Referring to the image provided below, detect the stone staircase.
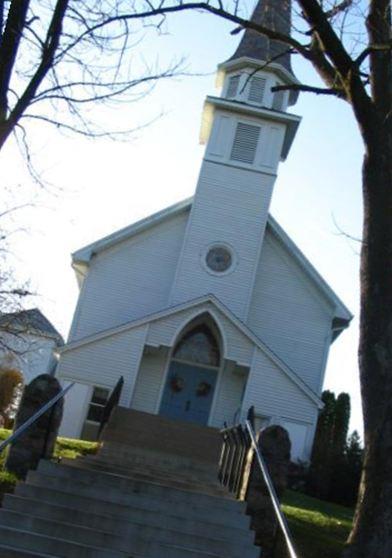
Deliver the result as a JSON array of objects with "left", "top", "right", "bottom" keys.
[{"left": 0, "top": 408, "right": 258, "bottom": 558}]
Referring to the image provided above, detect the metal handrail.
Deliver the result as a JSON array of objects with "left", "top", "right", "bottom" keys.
[
  {"left": 98, "top": 375, "right": 124, "bottom": 438},
  {"left": 245, "top": 419, "right": 299, "bottom": 558},
  {"left": 0, "top": 382, "right": 75, "bottom": 454}
]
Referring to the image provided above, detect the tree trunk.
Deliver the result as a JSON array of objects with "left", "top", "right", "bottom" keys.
[{"left": 344, "top": 122, "right": 392, "bottom": 557}]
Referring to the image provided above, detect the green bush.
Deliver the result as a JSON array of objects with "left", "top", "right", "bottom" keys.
[
  {"left": 0, "top": 470, "right": 18, "bottom": 505},
  {"left": 55, "top": 436, "right": 99, "bottom": 457}
]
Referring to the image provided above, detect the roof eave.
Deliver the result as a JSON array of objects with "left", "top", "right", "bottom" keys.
[
  {"left": 216, "top": 57, "right": 300, "bottom": 106},
  {"left": 201, "top": 96, "right": 301, "bottom": 160},
  {"left": 72, "top": 197, "right": 193, "bottom": 265}
]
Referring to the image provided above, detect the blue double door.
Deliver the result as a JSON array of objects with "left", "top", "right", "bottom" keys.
[{"left": 160, "top": 361, "right": 218, "bottom": 425}]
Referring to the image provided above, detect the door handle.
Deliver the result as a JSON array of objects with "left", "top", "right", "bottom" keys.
[{"left": 185, "top": 400, "right": 191, "bottom": 411}]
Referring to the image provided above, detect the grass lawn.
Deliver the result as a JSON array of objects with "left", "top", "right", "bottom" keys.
[
  {"left": 282, "top": 490, "right": 354, "bottom": 558},
  {"left": 0, "top": 428, "right": 98, "bottom": 503}
]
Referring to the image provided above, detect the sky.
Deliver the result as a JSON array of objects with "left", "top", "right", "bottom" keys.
[{"left": 0, "top": 8, "right": 364, "bottom": 435}]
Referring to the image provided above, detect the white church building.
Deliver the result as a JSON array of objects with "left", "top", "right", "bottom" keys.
[{"left": 57, "top": 0, "right": 351, "bottom": 462}]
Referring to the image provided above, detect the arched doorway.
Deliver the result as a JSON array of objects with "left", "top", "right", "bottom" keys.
[{"left": 159, "top": 316, "right": 221, "bottom": 425}]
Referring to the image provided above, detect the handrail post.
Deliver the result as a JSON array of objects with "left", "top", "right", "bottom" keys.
[{"left": 245, "top": 420, "right": 299, "bottom": 558}]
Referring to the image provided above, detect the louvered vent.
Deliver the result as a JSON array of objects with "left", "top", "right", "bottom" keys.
[
  {"left": 248, "top": 77, "right": 267, "bottom": 104},
  {"left": 230, "top": 122, "right": 261, "bottom": 164},
  {"left": 227, "top": 75, "right": 240, "bottom": 98},
  {"left": 272, "top": 89, "right": 285, "bottom": 111}
]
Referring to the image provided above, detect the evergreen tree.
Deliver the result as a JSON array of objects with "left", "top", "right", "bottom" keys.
[
  {"left": 307, "top": 390, "right": 352, "bottom": 501},
  {"left": 307, "top": 390, "right": 336, "bottom": 499}
]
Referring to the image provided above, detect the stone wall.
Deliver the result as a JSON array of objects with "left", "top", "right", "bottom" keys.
[
  {"left": 5, "top": 374, "right": 63, "bottom": 478},
  {"left": 245, "top": 425, "right": 291, "bottom": 558}
]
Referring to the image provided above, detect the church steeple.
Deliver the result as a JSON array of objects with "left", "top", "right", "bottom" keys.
[
  {"left": 170, "top": 0, "right": 302, "bottom": 319},
  {"left": 229, "top": 0, "right": 293, "bottom": 74},
  {"left": 214, "top": 0, "right": 299, "bottom": 108}
]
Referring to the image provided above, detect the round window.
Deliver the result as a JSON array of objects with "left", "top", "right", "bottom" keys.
[{"left": 206, "top": 245, "right": 233, "bottom": 273}]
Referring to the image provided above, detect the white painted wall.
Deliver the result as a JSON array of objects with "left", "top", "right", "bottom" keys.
[
  {"left": 211, "top": 362, "right": 247, "bottom": 428},
  {"left": 248, "top": 227, "right": 333, "bottom": 392},
  {"left": 170, "top": 159, "right": 277, "bottom": 319},
  {"left": 70, "top": 212, "right": 188, "bottom": 341},
  {"left": 59, "top": 381, "right": 91, "bottom": 439},
  {"left": 243, "top": 347, "right": 316, "bottom": 460},
  {"left": 131, "top": 346, "right": 169, "bottom": 414},
  {"left": 56, "top": 325, "right": 147, "bottom": 438}
]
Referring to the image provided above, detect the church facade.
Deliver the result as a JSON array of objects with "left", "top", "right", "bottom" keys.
[{"left": 56, "top": 0, "right": 351, "bottom": 462}]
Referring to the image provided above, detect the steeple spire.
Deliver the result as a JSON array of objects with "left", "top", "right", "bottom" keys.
[{"left": 230, "top": 0, "right": 293, "bottom": 74}]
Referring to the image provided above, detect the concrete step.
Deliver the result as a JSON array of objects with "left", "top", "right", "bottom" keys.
[
  {"left": 3, "top": 493, "right": 253, "bottom": 543},
  {"left": 14, "top": 483, "right": 249, "bottom": 530},
  {"left": 97, "top": 442, "right": 220, "bottom": 481},
  {"left": 65, "top": 456, "right": 223, "bottom": 493},
  {"left": 0, "top": 526, "right": 125, "bottom": 558},
  {"left": 102, "top": 408, "right": 221, "bottom": 464},
  {"left": 0, "top": 509, "right": 257, "bottom": 558},
  {"left": 34, "top": 461, "right": 240, "bottom": 512},
  {"left": 0, "top": 511, "right": 127, "bottom": 555},
  {"left": 0, "top": 546, "right": 56, "bottom": 558},
  {"left": 77, "top": 451, "right": 219, "bottom": 481}
]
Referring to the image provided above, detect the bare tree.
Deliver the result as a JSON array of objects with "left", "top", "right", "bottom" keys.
[
  {"left": 0, "top": 0, "right": 184, "bottom": 159},
  {"left": 0, "top": 366, "right": 24, "bottom": 428},
  {"left": 85, "top": 1, "right": 390, "bottom": 556},
  {"left": 0, "top": 207, "right": 33, "bottom": 355}
]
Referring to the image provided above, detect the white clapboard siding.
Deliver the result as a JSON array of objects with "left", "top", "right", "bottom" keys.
[
  {"left": 171, "top": 161, "right": 276, "bottom": 319},
  {"left": 59, "top": 382, "right": 91, "bottom": 439},
  {"left": 131, "top": 347, "right": 169, "bottom": 413},
  {"left": 56, "top": 325, "right": 147, "bottom": 407},
  {"left": 146, "top": 302, "right": 254, "bottom": 366},
  {"left": 244, "top": 347, "right": 316, "bottom": 424},
  {"left": 71, "top": 212, "right": 188, "bottom": 341},
  {"left": 248, "top": 228, "right": 333, "bottom": 391},
  {"left": 211, "top": 364, "right": 247, "bottom": 428}
]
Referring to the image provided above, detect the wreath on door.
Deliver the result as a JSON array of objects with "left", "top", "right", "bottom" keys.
[
  {"left": 170, "top": 375, "right": 185, "bottom": 393},
  {"left": 196, "top": 381, "right": 212, "bottom": 397}
]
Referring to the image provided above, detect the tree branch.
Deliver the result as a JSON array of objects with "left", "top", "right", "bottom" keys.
[
  {"left": 324, "top": 0, "right": 353, "bottom": 19},
  {"left": 296, "top": 0, "right": 375, "bottom": 141},
  {"left": 366, "top": 0, "right": 392, "bottom": 114},
  {"left": 59, "top": 2, "right": 311, "bottom": 61},
  {"left": 0, "top": 0, "right": 30, "bottom": 121},
  {"left": 356, "top": 42, "right": 392, "bottom": 67},
  {"left": 0, "top": 0, "right": 68, "bottom": 150},
  {"left": 272, "top": 83, "right": 345, "bottom": 98}
]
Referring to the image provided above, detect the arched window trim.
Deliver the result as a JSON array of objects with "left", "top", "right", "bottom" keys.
[{"left": 172, "top": 321, "right": 221, "bottom": 368}]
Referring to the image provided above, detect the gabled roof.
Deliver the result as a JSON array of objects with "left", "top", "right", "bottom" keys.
[
  {"left": 58, "top": 294, "right": 323, "bottom": 408},
  {"left": 72, "top": 197, "right": 352, "bottom": 325},
  {"left": 0, "top": 308, "right": 64, "bottom": 344}
]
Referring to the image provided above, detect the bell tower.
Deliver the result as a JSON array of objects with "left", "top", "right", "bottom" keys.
[{"left": 170, "top": 0, "right": 301, "bottom": 320}]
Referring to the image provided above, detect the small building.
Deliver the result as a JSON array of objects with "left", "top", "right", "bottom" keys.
[
  {"left": 56, "top": 0, "right": 351, "bottom": 461},
  {"left": 0, "top": 308, "right": 63, "bottom": 384}
]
